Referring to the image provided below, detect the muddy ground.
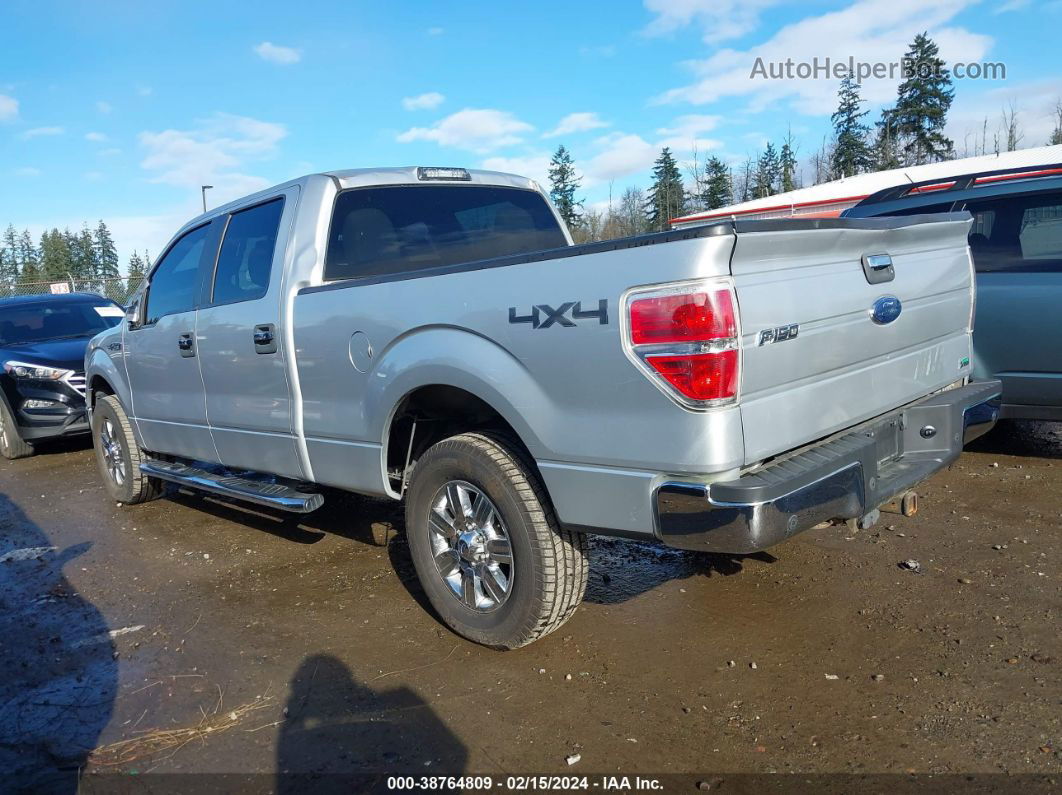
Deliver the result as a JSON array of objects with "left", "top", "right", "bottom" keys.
[{"left": 0, "top": 422, "right": 1058, "bottom": 792}]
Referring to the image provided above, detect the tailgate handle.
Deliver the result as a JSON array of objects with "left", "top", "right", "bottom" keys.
[{"left": 862, "top": 253, "right": 895, "bottom": 284}]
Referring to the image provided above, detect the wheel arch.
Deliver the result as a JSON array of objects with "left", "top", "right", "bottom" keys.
[{"left": 382, "top": 383, "right": 542, "bottom": 499}]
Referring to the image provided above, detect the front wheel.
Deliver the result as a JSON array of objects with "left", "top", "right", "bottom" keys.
[
  {"left": 0, "top": 401, "right": 33, "bottom": 460},
  {"left": 404, "top": 432, "right": 589, "bottom": 649},
  {"left": 91, "top": 395, "right": 163, "bottom": 504}
]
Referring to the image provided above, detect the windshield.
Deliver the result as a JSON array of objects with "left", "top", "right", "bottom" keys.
[{"left": 0, "top": 301, "right": 124, "bottom": 345}]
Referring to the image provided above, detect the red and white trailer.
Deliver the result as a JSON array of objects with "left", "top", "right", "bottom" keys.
[{"left": 670, "top": 145, "right": 1062, "bottom": 228}]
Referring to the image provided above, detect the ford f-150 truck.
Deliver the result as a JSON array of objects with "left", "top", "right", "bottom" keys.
[{"left": 85, "top": 166, "right": 1001, "bottom": 649}]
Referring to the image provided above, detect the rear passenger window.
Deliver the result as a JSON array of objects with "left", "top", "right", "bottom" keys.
[
  {"left": 324, "top": 185, "right": 567, "bottom": 281},
  {"left": 964, "top": 192, "right": 1062, "bottom": 273},
  {"left": 211, "top": 198, "right": 284, "bottom": 304},
  {"left": 145, "top": 224, "right": 209, "bottom": 324}
]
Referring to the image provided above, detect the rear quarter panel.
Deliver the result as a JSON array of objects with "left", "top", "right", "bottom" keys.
[{"left": 292, "top": 233, "right": 744, "bottom": 501}]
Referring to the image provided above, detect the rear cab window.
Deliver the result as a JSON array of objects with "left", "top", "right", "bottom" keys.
[{"left": 324, "top": 185, "right": 567, "bottom": 281}]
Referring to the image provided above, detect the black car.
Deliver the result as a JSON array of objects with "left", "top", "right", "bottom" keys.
[
  {"left": 0, "top": 292, "right": 125, "bottom": 459},
  {"left": 843, "top": 162, "right": 1062, "bottom": 421}
]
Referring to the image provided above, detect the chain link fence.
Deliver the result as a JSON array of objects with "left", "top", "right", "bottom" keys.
[{"left": 1, "top": 276, "right": 145, "bottom": 305}]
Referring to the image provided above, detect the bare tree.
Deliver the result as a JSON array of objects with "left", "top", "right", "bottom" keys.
[
  {"left": 617, "top": 187, "right": 647, "bottom": 237},
  {"left": 1000, "top": 102, "right": 1024, "bottom": 152},
  {"left": 1050, "top": 98, "right": 1062, "bottom": 146}
]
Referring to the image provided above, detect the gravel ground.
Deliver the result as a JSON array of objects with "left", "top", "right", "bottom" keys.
[{"left": 0, "top": 421, "right": 1058, "bottom": 792}]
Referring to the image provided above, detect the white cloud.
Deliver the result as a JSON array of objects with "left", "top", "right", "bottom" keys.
[
  {"left": 656, "top": 114, "right": 723, "bottom": 151},
  {"left": 136, "top": 85, "right": 152, "bottom": 97},
  {"left": 480, "top": 152, "right": 553, "bottom": 187},
  {"left": 98, "top": 147, "right": 122, "bottom": 157},
  {"left": 583, "top": 133, "right": 658, "bottom": 184},
  {"left": 15, "top": 166, "right": 40, "bottom": 177},
  {"left": 21, "top": 126, "right": 64, "bottom": 140},
  {"left": 96, "top": 100, "right": 112, "bottom": 114},
  {"left": 254, "top": 41, "right": 302, "bottom": 65},
  {"left": 654, "top": 0, "right": 991, "bottom": 116},
  {"left": 402, "top": 92, "right": 445, "bottom": 111},
  {"left": 579, "top": 44, "right": 616, "bottom": 58},
  {"left": 0, "top": 94, "right": 18, "bottom": 122},
  {"left": 948, "top": 79, "right": 1062, "bottom": 153},
  {"left": 85, "top": 131, "right": 108, "bottom": 142},
  {"left": 994, "top": 0, "right": 1030, "bottom": 11},
  {"left": 643, "top": 0, "right": 783, "bottom": 44},
  {"left": 138, "top": 113, "right": 287, "bottom": 204},
  {"left": 397, "top": 108, "right": 533, "bottom": 153},
  {"left": 543, "top": 112, "right": 610, "bottom": 138},
  {"left": 427, "top": 27, "right": 444, "bottom": 36}
]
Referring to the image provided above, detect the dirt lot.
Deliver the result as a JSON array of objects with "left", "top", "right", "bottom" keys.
[{"left": 1, "top": 422, "right": 1058, "bottom": 792}]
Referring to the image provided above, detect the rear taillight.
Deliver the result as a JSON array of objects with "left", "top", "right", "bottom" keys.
[{"left": 623, "top": 281, "right": 740, "bottom": 408}]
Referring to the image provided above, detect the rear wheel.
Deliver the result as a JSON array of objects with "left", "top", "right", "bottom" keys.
[
  {"left": 0, "top": 401, "right": 33, "bottom": 460},
  {"left": 404, "top": 432, "right": 588, "bottom": 649},
  {"left": 91, "top": 394, "right": 163, "bottom": 504}
]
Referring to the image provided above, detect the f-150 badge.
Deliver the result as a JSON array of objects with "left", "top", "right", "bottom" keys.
[
  {"left": 758, "top": 323, "right": 799, "bottom": 346},
  {"left": 508, "top": 299, "right": 609, "bottom": 329}
]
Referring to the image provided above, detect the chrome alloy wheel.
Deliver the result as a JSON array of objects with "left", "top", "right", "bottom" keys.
[
  {"left": 428, "top": 480, "right": 513, "bottom": 611},
  {"left": 99, "top": 418, "right": 127, "bottom": 486}
]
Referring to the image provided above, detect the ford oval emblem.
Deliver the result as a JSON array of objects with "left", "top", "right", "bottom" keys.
[{"left": 871, "top": 295, "right": 902, "bottom": 325}]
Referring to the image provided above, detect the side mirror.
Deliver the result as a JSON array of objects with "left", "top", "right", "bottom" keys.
[{"left": 126, "top": 299, "right": 142, "bottom": 329}]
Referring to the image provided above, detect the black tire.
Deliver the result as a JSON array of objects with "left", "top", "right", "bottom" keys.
[
  {"left": 0, "top": 401, "right": 33, "bottom": 460},
  {"left": 91, "top": 394, "right": 163, "bottom": 504},
  {"left": 404, "top": 432, "right": 589, "bottom": 649}
]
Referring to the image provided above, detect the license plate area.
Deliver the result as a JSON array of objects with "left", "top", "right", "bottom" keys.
[{"left": 868, "top": 414, "right": 904, "bottom": 468}]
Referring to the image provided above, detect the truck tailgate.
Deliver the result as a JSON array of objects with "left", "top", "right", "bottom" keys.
[{"left": 731, "top": 214, "right": 975, "bottom": 465}]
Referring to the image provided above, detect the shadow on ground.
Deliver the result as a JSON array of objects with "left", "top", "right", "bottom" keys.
[
  {"left": 0, "top": 491, "right": 116, "bottom": 794},
  {"left": 968, "top": 419, "right": 1062, "bottom": 459},
  {"left": 276, "top": 654, "right": 467, "bottom": 793}
]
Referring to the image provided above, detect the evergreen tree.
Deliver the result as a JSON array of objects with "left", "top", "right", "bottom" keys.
[
  {"left": 94, "top": 220, "right": 120, "bottom": 280},
  {"left": 753, "top": 142, "right": 780, "bottom": 198},
  {"left": 127, "top": 250, "right": 147, "bottom": 294},
  {"left": 547, "top": 145, "right": 582, "bottom": 230},
  {"left": 779, "top": 130, "right": 799, "bottom": 192},
  {"left": 645, "top": 147, "right": 686, "bottom": 231},
  {"left": 70, "top": 224, "right": 97, "bottom": 283},
  {"left": 873, "top": 115, "right": 902, "bottom": 170},
  {"left": 17, "top": 230, "right": 40, "bottom": 284},
  {"left": 39, "top": 229, "right": 72, "bottom": 282},
  {"left": 830, "top": 76, "right": 873, "bottom": 178},
  {"left": 701, "top": 156, "right": 733, "bottom": 210},
  {"left": 0, "top": 225, "right": 19, "bottom": 289},
  {"left": 890, "top": 33, "right": 955, "bottom": 164}
]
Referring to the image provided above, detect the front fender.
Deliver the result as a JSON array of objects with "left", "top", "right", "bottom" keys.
[{"left": 84, "top": 340, "right": 133, "bottom": 421}]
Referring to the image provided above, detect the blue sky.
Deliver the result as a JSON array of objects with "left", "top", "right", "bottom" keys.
[{"left": 1, "top": 0, "right": 1057, "bottom": 266}]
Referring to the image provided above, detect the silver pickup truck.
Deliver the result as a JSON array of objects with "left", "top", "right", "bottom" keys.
[{"left": 85, "top": 166, "right": 1001, "bottom": 648}]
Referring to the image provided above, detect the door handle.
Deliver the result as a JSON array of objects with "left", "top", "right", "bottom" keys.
[
  {"left": 254, "top": 323, "right": 277, "bottom": 354},
  {"left": 178, "top": 333, "right": 195, "bottom": 358}
]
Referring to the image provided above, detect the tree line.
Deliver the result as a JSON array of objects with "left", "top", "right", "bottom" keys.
[
  {"left": 550, "top": 32, "right": 1062, "bottom": 242},
  {"left": 0, "top": 221, "right": 150, "bottom": 300}
]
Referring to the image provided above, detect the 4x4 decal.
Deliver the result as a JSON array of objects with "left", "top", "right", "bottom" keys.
[{"left": 508, "top": 299, "right": 609, "bottom": 329}]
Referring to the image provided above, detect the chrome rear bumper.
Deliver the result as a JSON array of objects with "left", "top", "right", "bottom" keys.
[{"left": 654, "top": 380, "right": 1002, "bottom": 554}]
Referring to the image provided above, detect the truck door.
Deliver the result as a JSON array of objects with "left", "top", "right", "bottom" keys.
[
  {"left": 961, "top": 190, "right": 1062, "bottom": 412},
  {"left": 195, "top": 188, "right": 303, "bottom": 479},
  {"left": 125, "top": 220, "right": 220, "bottom": 461}
]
